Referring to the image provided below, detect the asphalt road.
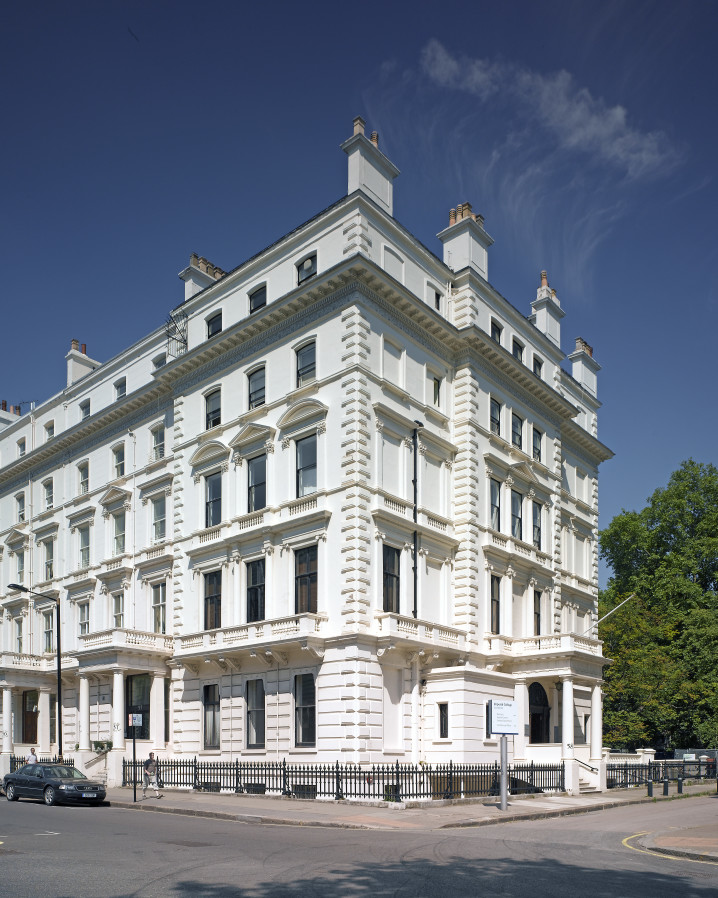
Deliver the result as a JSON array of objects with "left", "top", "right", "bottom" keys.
[{"left": 0, "top": 796, "right": 716, "bottom": 897}]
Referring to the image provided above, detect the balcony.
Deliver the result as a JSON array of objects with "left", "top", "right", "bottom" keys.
[
  {"left": 175, "top": 613, "right": 328, "bottom": 658},
  {"left": 77, "top": 628, "right": 174, "bottom": 656},
  {"left": 0, "top": 651, "right": 77, "bottom": 673},
  {"left": 485, "top": 530, "right": 553, "bottom": 569},
  {"left": 374, "top": 612, "right": 467, "bottom": 651},
  {"left": 486, "top": 633, "right": 603, "bottom": 660}
]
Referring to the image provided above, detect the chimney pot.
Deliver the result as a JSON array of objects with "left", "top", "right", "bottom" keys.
[
  {"left": 370, "top": 131, "right": 379, "bottom": 147},
  {"left": 353, "top": 116, "right": 366, "bottom": 136},
  {"left": 71, "top": 338, "right": 79, "bottom": 351},
  {"left": 576, "top": 337, "right": 594, "bottom": 357},
  {"left": 540, "top": 270, "right": 549, "bottom": 287},
  {"left": 449, "top": 208, "right": 457, "bottom": 225},
  {"left": 81, "top": 343, "right": 87, "bottom": 355},
  {"left": 190, "top": 252, "right": 199, "bottom": 267},
  {"left": 1, "top": 400, "right": 5, "bottom": 411}
]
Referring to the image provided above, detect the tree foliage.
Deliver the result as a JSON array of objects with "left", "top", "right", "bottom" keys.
[{"left": 599, "top": 460, "right": 718, "bottom": 750}]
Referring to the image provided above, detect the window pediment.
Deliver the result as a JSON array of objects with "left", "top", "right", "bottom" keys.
[
  {"left": 277, "top": 399, "right": 328, "bottom": 430},
  {"left": 229, "top": 424, "right": 276, "bottom": 451},
  {"left": 99, "top": 486, "right": 132, "bottom": 508},
  {"left": 509, "top": 460, "right": 540, "bottom": 484},
  {"left": 189, "top": 440, "right": 230, "bottom": 468},
  {"left": 4, "top": 528, "right": 28, "bottom": 551}
]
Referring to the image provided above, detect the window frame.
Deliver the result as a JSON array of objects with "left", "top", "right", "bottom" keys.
[
  {"left": 113, "top": 592, "right": 124, "bottom": 629},
  {"left": 17, "top": 438, "right": 26, "bottom": 458},
  {"left": 296, "top": 252, "right": 317, "bottom": 285},
  {"left": 533, "top": 589, "right": 542, "bottom": 636},
  {"left": 432, "top": 376, "right": 442, "bottom": 407},
  {"left": 296, "top": 342, "right": 316, "bottom": 388},
  {"left": 533, "top": 356, "right": 543, "bottom": 378},
  {"left": 44, "top": 479, "right": 54, "bottom": 510},
  {"left": 490, "top": 575, "right": 501, "bottom": 635},
  {"left": 206, "top": 311, "right": 223, "bottom": 339},
  {"left": 43, "top": 611, "right": 54, "bottom": 653},
  {"left": 511, "top": 413, "right": 523, "bottom": 450},
  {"left": 532, "top": 427, "right": 542, "bottom": 463},
  {"left": 249, "top": 285, "right": 267, "bottom": 314},
  {"left": 78, "top": 462, "right": 89, "bottom": 496},
  {"left": 295, "top": 544, "right": 318, "bottom": 614},
  {"left": 152, "top": 495, "right": 166, "bottom": 543},
  {"left": 247, "top": 453, "right": 267, "bottom": 513},
  {"left": 490, "top": 398, "right": 501, "bottom": 436},
  {"left": 438, "top": 702, "right": 449, "bottom": 740},
  {"left": 512, "top": 339, "right": 524, "bottom": 362},
  {"left": 152, "top": 582, "right": 166, "bottom": 634},
  {"left": 294, "top": 672, "right": 316, "bottom": 747},
  {"left": 78, "top": 524, "right": 91, "bottom": 569},
  {"left": 382, "top": 544, "right": 401, "bottom": 614},
  {"left": 113, "top": 444, "right": 125, "bottom": 479},
  {"left": 295, "top": 434, "right": 317, "bottom": 498},
  {"left": 490, "top": 478, "right": 501, "bottom": 531},
  {"left": 79, "top": 399, "right": 90, "bottom": 421},
  {"left": 16, "top": 493, "right": 25, "bottom": 523},
  {"left": 78, "top": 601, "right": 90, "bottom": 637},
  {"left": 246, "top": 679, "right": 266, "bottom": 749},
  {"left": 115, "top": 378, "right": 126, "bottom": 400},
  {"left": 247, "top": 366, "right": 266, "bottom": 410},
  {"left": 205, "top": 389, "right": 221, "bottom": 430},
  {"left": 204, "top": 570, "right": 222, "bottom": 630},
  {"left": 205, "top": 471, "right": 222, "bottom": 528},
  {"left": 490, "top": 320, "right": 502, "bottom": 344},
  {"left": 113, "top": 510, "right": 126, "bottom": 556},
  {"left": 152, "top": 425, "right": 165, "bottom": 461},
  {"left": 246, "top": 558, "right": 266, "bottom": 623},
  {"left": 203, "top": 683, "right": 220, "bottom": 751},
  {"left": 45, "top": 422, "right": 55, "bottom": 441},
  {"left": 532, "top": 501, "right": 542, "bottom": 550},
  {"left": 44, "top": 540, "right": 54, "bottom": 582},
  {"left": 511, "top": 490, "right": 523, "bottom": 541}
]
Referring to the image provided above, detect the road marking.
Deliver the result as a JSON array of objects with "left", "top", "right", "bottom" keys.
[
  {"left": 35, "top": 832, "right": 60, "bottom": 836},
  {"left": 623, "top": 831, "right": 718, "bottom": 866}
]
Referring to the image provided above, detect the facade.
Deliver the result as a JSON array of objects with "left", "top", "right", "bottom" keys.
[{"left": 0, "top": 118, "right": 612, "bottom": 790}]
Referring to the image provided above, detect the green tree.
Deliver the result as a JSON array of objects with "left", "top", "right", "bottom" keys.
[{"left": 599, "top": 460, "right": 718, "bottom": 750}]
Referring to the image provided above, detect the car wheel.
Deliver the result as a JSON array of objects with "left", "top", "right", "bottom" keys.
[
  {"left": 5, "top": 783, "right": 18, "bottom": 802},
  {"left": 44, "top": 786, "right": 57, "bottom": 806}
]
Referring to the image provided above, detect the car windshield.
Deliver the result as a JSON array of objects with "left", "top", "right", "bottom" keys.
[{"left": 43, "top": 766, "right": 87, "bottom": 780}]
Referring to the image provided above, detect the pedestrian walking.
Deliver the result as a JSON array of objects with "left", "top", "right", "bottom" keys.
[
  {"left": 143, "top": 752, "right": 162, "bottom": 799},
  {"left": 26, "top": 748, "right": 37, "bottom": 765}
]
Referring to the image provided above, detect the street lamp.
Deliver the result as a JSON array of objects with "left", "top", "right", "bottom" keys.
[{"left": 8, "top": 584, "right": 63, "bottom": 759}]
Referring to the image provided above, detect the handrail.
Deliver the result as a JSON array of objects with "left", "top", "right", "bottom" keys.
[{"left": 575, "top": 758, "right": 598, "bottom": 774}]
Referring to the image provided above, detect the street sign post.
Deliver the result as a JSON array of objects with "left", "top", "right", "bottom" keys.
[
  {"left": 487, "top": 700, "right": 518, "bottom": 810},
  {"left": 129, "top": 713, "right": 142, "bottom": 802}
]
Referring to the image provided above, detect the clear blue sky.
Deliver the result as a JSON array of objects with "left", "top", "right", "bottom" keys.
[{"left": 2, "top": 2, "right": 716, "bottom": 585}]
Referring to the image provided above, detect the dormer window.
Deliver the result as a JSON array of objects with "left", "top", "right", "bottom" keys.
[
  {"left": 533, "top": 356, "right": 543, "bottom": 378},
  {"left": 115, "top": 378, "right": 126, "bottom": 400},
  {"left": 45, "top": 421, "right": 54, "bottom": 441},
  {"left": 491, "top": 321, "right": 502, "bottom": 344},
  {"left": 207, "top": 312, "right": 222, "bottom": 338},
  {"left": 512, "top": 340, "right": 523, "bottom": 362},
  {"left": 249, "top": 285, "right": 267, "bottom": 313},
  {"left": 296, "top": 253, "right": 317, "bottom": 285},
  {"left": 80, "top": 400, "right": 90, "bottom": 421},
  {"left": 17, "top": 438, "right": 26, "bottom": 458}
]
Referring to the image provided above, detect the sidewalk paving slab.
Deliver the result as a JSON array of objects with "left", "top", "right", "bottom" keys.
[{"left": 105, "top": 781, "right": 718, "bottom": 853}]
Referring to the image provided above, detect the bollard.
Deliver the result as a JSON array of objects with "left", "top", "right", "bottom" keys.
[
  {"left": 663, "top": 776, "right": 669, "bottom": 796},
  {"left": 677, "top": 776, "right": 683, "bottom": 794},
  {"left": 647, "top": 780, "right": 653, "bottom": 798}
]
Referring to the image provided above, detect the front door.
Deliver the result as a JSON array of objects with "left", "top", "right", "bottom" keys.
[
  {"left": 528, "top": 682, "right": 551, "bottom": 743},
  {"left": 22, "top": 690, "right": 38, "bottom": 745}
]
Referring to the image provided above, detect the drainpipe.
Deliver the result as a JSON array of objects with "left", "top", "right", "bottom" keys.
[{"left": 412, "top": 421, "right": 423, "bottom": 619}]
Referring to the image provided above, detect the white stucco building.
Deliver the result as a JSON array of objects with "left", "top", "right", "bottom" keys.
[{"left": 0, "top": 118, "right": 612, "bottom": 791}]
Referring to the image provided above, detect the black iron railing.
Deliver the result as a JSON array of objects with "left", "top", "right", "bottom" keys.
[
  {"left": 121, "top": 757, "right": 565, "bottom": 800},
  {"left": 606, "top": 758, "right": 717, "bottom": 788},
  {"left": 10, "top": 754, "right": 73, "bottom": 772}
]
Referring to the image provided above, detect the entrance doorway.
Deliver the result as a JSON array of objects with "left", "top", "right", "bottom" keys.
[
  {"left": 22, "top": 690, "right": 39, "bottom": 744},
  {"left": 528, "top": 682, "right": 550, "bottom": 743}
]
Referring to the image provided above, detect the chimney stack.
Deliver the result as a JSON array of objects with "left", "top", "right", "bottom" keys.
[
  {"left": 71, "top": 338, "right": 79, "bottom": 351},
  {"left": 81, "top": 343, "right": 87, "bottom": 355},
  {"left": 341, "top": 117, "right": 399, "bottom": 216}
]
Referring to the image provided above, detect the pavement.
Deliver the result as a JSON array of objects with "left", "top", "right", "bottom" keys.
[{"left": 105, "top": 779, "right": 718, "bottom": 862}]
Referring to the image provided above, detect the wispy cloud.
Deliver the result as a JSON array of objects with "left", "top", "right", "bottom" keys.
[
  {"left": 421, "top": 39, "right": 678, "bottom": 179},
  {"left": 362, "top": 40, "right": 681, "bottom": 304}
]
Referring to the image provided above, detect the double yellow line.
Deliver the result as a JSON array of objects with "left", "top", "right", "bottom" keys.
[{"left": 623, "top": 831, "right": 718, "bottom": 866}]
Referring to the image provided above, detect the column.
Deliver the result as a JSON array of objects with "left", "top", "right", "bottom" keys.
[
  {"left": 2, "top": 687, "right": 13, "bottom": 753},
  {"left": 112, "top": 670, "right": 125, "bottom": 751},
  {"left": 590, "top": 682, "right": 602, "bottom": 762},
  {"left": 37, "top": 691, "right": 51, "bottom": 753},
  {"left": 561, "top": 677, "right": 574, "bottom": 759},
  {"left": 514, "top": 679, "right": 528, "bottom": 760},
  {"left": 150, "top": 673, "right": 165, "bottom": 750},
  {"left": 79, "top": 676, "right": 91, "bottom": 751}
]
